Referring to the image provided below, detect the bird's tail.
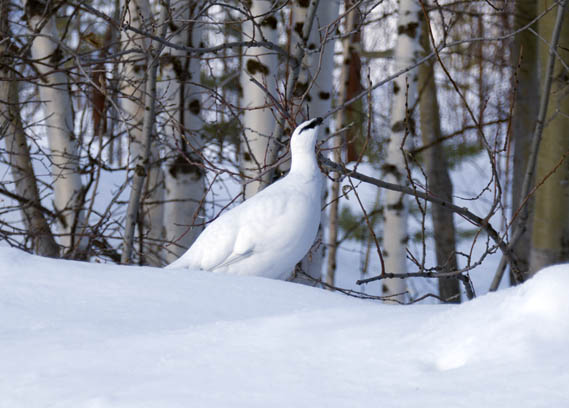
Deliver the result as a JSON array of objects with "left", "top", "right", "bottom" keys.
[{"left": 164, "top": 257, "right": 184, "bottom": 269}]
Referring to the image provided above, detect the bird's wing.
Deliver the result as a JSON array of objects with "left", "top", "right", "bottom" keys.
[
  {"left": 182, "top": 206, "right": 259, "bottom": 272},
  {"left": 167, "top": 180, "right": 303, "bottom": 272},
  {"left": 210, "top": 248, "right": 254, "bottom": 272},
  {"left": 200, "top": 189, "right": 289, "bottom": 270}
]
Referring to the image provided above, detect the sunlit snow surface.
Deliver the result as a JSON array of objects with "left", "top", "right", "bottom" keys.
[{"left": 1, "top": 248, "right": 567, "bottom": 407}]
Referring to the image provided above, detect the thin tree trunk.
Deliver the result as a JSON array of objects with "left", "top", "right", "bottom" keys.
[
  {"left": 418, "top": 24, "right": 461, "bottom": 303},
  {"left": 240, "top": 0, "right": 279, "bottom": 199},
  {"left": 120, "top": 0, "right": 167, "bottom": 264},
  {"left": 291, "top": 0, "right": 339, "bottom": 285},
  {"left": 107, "top": 0, "right": 122, "bottom": 166},
  {"left": 529, "top": 0, "right": 569, "bottom": 273},
  {"left": 509, "top": 0, "right": 538, "bottom": 281},
  {"left": 3, "top": 81, "right": 60, "bottom": 258},
  {"left": 119, "top": 0, "right": 165, "bottom": 265},
  {"left": 142, "top": 159, "right": 164, "bottom": 265},
  {"left": 342, "top": 3, "right": 364, "bottom": 165},
  {"left": 326, "top": 1, "right": 357, "bottom": 287},
  {"left": 25, "top": 0, "right": 87, "bottom": 255},
  {"left": 162, "top": 0, "right": 206, "bottom": 263},
  {"left": 291, "top": 0, "right": 339, "bottom": 121},
  {"left": 382, "top": 0, "right": 421, "bottom": 302},
  {"left": 260, "top": 0, "right": 321, "bottom": 190},
  {"left": 0, "top": 4, "right": 59, "bottom": 256}
]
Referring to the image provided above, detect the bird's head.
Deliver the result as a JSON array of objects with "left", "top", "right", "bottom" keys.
[{"left": 290, "top": 117, "right": 323, "bottom": 155}]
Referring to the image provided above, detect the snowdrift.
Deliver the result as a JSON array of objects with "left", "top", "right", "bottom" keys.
[{"left": 0, "top": 248, "right": 567, "bottom": 407}]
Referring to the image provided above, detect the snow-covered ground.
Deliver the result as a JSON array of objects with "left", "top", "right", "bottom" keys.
[{"left": 1, "top": 248, "right": 567, "bottom": 407}]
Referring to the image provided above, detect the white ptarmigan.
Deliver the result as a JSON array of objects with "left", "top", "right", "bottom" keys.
[{"left": 165, "top": 117, "right": 324, "bottom": 279}]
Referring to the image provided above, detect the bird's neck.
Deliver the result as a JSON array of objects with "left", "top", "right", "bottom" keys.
[{"left": 289, "top": 150, "right": 320, "bottom": 180}]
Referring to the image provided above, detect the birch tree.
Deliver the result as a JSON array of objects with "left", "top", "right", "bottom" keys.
[
  {"left": 382, "top": 0, "right": 421, "bottom": 301},
  {"left": 326, "top": 0, "right": 357, "bottom": 287},
  {"left": 291, "top": 0, "right": 339, "bottom": 120},
  {"left": 240, "top": 0, "right": 279, "bottom": 199},
  {"left": 1, "top": 1, "right": 58, "bottom": 257},
  {"left": 291, "top": 0, "right": 340, "bottom": 284},
  {"left": 161, "top": 0, "right": 206, "bottom": 263},
  {"left": 25, "top": 0, "right": 86, "bottom": 255},
  {"left": 119, "top": 0, "right": 165, "bottom": 265}
]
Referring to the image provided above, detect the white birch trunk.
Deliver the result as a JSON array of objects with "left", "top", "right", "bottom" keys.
[
  {"left": 26, "top": 2, "right": 86, "bottom": 254},
  {"left": 120, "top": 0, "right": 165, "bottom": 265},
  {"left": 291, "top": 1, "right": 338, "bottom": 119},
  {"left": 382, "top": 0, "right": 421, "bottom": 302},
  {"left": 0, "top": 17, "right": 59, "bottom": 257},
  {"left": 240, "top": 0, "right": 279, "bottom": 199},
  {"left": 289, "top": 1, "right": 339, "bottom": 284},
  {"left": 161, "top": 0, "right": 206, "bottom": 263}
]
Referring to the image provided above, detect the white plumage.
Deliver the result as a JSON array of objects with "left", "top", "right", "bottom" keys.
[{"left": 165, "top": 117, "right": 324, "bottom": 279}]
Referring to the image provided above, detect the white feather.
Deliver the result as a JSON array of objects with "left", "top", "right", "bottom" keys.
[{"left": 166, "top": 118, "right": 324, "bottom": 279}]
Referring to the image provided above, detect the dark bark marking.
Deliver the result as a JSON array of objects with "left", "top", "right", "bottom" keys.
[
  {"left": 293, "top": 81, "right": 308, "bottom": 97},
  {"left": 261, "top": 16, "right": 278, "bottom": 30},
  {"left": 135, "top": 164, "right": 146, "bottom": 177},
  {"left": 391, "top": 120, "right": 407, "bottom": 133},
  {"left": 387, "top": 201, "right": 404, "bottom": 211},
  {"left": 294, "top": 22, "right": 304, "bottom": 37},
  {"left": 382, "top": 163, "right": 401, "bottom": 178},
  {"left": 246, "top": 59, "right": 270, "bottom": 75},
  {"left": 397, "top": 21, "right": 419, "bottom": 38},
  {"left": 25, "top": 0, "right": 49, "bottom": 19},
  {"left": 168, "top": 153, "right": 204, "bottom": 179},
  {"left": 393, "top": 81, "right": 400, "bottom": 95},
  {"left": 49, "top": 46, "right": 63, "bottom": 65},
  {"left": 188, "top": 99, "right": 201, "bottom": 115}
]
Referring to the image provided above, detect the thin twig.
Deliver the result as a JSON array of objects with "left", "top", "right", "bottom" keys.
[
  {"left": 318, "top": 154, "right": 516, "bottom": 275},
  {"left": 347, "top": 177, "right": 385, "bottom": 276}
]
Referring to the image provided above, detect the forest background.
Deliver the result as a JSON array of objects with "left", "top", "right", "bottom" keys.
[{"left": 1, "top": 0, "right": 567, "bottom": 304}]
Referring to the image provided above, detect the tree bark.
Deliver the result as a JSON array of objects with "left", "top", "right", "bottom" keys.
[
  {"left": 161, "top": 0, "right": 206, "bottom": 264},
  {"left": 290, "top": 0, "right": 339, "bottom": 285},
  {"left": 260, "top": 0, "right": 321, "bottom": 190},
  {"left": 509, "top": 0, "right": 538, "bottom": 282},
  {"left": 326, "top": 0, "right": 356, "bottom": 287},
  {"left": 25, "top": 0, "right": 87, "bottom": 255},
  {"left": 490, "top": 0, "right": 565, "bottom": 290},
  {"left": 529, "top": 0, "right": 569, "bottom": 273},
  {"left": 0, "top": 3, "right": 59, "bottom": 257},
  {"left": 240, "top": 0, "right": 279, "bottom": 199},
  {"left": 382, "top": 0, "right": 422, "bottom": 302},
  {"left": 120, "top": 0, "right": 167, "bottom": 264},
  {"left": 119, "top": 0, "right": 165, "bottom": 265},
  {"left": 418, "top": 24, "right": 461, "bottom": 302}
]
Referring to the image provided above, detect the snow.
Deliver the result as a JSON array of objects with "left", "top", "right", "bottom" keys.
[{"left": 1, "top": 247, "right": 568, "bottom": 407}]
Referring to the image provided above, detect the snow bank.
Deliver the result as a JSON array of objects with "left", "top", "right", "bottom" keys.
[{"left": 0, "top": 248, "right": 567, "bottom": 407}]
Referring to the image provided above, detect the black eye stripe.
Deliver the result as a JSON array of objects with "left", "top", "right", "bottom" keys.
[{"left": 298, "top": 117, "right": 323, "bottom": 134}]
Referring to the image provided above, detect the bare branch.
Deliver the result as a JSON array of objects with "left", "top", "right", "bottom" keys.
[{"left": 318, "top": 154, "right": 519, "bottom": 277}]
